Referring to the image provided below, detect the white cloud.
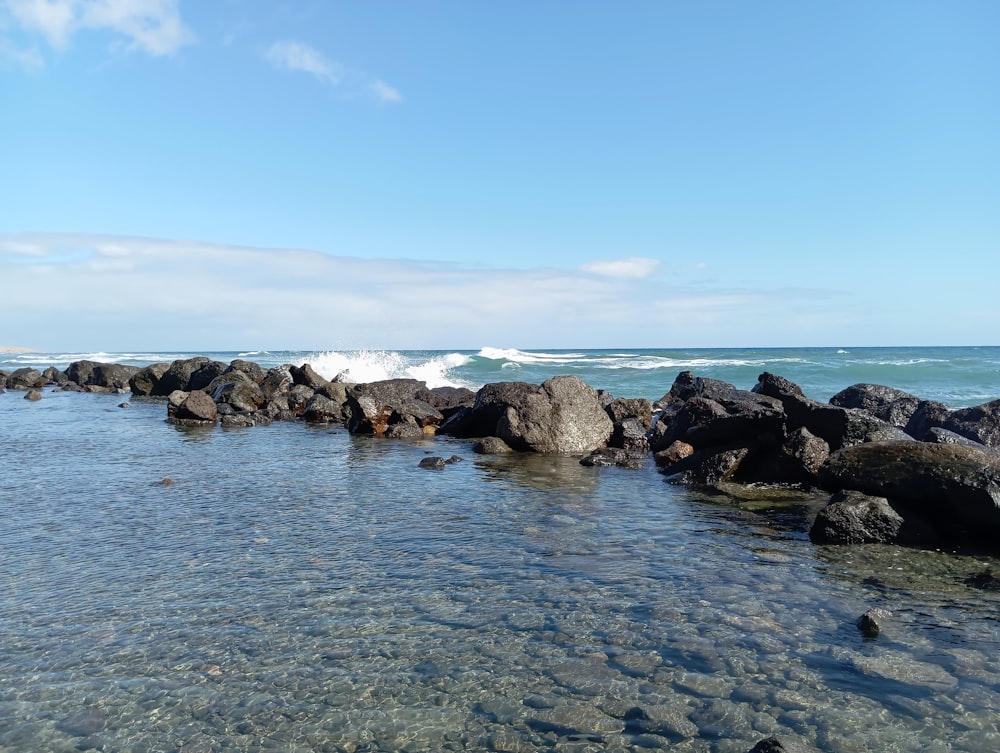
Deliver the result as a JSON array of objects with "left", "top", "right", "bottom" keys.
[
  {"left": 265, "top": 38, "right": 401, "bottom": 103},
  {"left": 0, "top": 233, "right": 847, "bottom": 351},
  {"left": 581, "top": 256, "right": 660, "bottom": 278},
  {"left": 2, "top": 0, "right": 192, "bottom": 56}
]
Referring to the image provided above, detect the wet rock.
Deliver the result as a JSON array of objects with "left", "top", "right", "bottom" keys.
[
  {"left": 579, "top": 447, "right": 646, "bottom": 469},
  {"left": 56, "top": 707, "right": 108, "bottom": 736},
  {"left": 170, "top": 390, "right": 218, "bottom": 424},
  {"left": 904, "top": 399, "right": 953, "bottom": 441},
  {"left": 924, "top": 427, "right": 987, "bottom": 446},
  {"left": 653, "top": 440, "right": 694, "bottom": 466},
  {"left": 744, "top": 427, "right": 830, "bottom": 485},
  {"left": 809, "top": 490, "right": 938, "bottom": 546},
  {"left": 209, "top": 371, "right": 265, "bottom": 412},
  {"left": 24, "top": 388, "right": 42, "bottom": 401},
  {"left": 747, "top": 737, "right": 812, "bottom": 753},
  {"left": 260, "top": 366, "right": 295, "bottom": 402},
  {"left": 820, "top": 440, "right": 1000, "bottom": 541},
  {"left": 92, "top": 362, "right": 140, "bottom": 391},
  {"left": 621, "top": 705, "right": 698, "bottom": 739},
  {"left": 385, "top": 422, "right": 427, "bottom": 438},
  {"left": 857, "top": 607, "right": 892, "bottom": 638},
  {"left": 474, "top": 436, "right": 515, "bottom": 454},
  {"left": 943, "top": 399, "right": 1000, "bottom": 447},
  {"left": 418, "top": 456, "right": 447, "bottom": 469},
  {"left": 526, "top": 704, "right": 624, "bottom": 738},
  {"left": 154, "top": 357, "right": 226, "bottom": 395},
  {"left": 302, "top": 394, "right": 347, "bottom": 424},
  {"left": 118, "top": 401, "right": 130, "bottom": 408},
  {"left": 42, "top": 366, "right": 69, "bottom": 384},
  {"left": 346, "top": 378, "right": 443, "bottom": 436}
]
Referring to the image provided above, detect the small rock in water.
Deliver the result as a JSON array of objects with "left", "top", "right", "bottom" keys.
[
  {"left": 159, "top": 477, "right": 176, "bottom": 486},
  {"left": 747, "top": 737, "right": 811, "bottom": 753},
  {"left": 857, "top": 607, "right": 892, "bottom": 638},
  {"left": 56, "top": 708, "right": 108, "bottom": 737},
  {"left": 446, "top": 455, "right": 463, "bottom": 463},
  {"left": 418, "top": 456, "right": 447, "bottom": 469},
  {"left": 24, "top": 388, "right": 42, "bottom": 401},
  {"left": 118, "top": 401, "right": 130, "bottom": 408}
]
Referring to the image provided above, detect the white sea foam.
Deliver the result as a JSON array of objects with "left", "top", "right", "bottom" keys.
[
  {"left": 477, "top": 347, "right": 588, "bottom": 364},
  {"left": 303, "top": 350, "right": 471, "bottom": 388}
]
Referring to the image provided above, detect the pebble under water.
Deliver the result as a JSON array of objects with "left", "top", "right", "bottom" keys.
[{"left": 2, "top": 391, "right": 999, "bottom": 753}]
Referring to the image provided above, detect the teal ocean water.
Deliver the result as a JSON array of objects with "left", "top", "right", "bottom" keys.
[{"left": 2, "top": 346, "right": 1000, "bottom": 752}]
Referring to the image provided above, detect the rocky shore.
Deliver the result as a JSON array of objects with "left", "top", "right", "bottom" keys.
[{"left": 5, "top": 356, "right": 1000, "bottom": 556}]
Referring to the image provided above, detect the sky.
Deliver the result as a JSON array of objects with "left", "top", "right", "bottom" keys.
[{"left": 1, "top": 0, "right": 999, "bottom": 351}]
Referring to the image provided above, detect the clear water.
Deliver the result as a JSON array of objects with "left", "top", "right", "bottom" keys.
[{"left": 2, "top": 386, "right": 1000, "bottom": 752}]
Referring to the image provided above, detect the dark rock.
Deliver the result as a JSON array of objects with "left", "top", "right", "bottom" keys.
[
  {"left": 42, "top": 366, "right": 68, "bottom": 384},
  {"left": 658, "top": 370, "right": 741, "bottom": 406},
  {"left": 904, "top": 399, "right": 953, "bottom": 441},
  {"left": 209, "top": 371, "right": 265, "bottom": 412},
  {"left": 65, "top": 360, "right": 99, "bottom": 386},
  {"left": 129, "top": 362, "right": 170, "bottom": 396},
  {"left": 6, "top": 367, "right": 45, "bottom": 389},
  {"left": 829, "top": 383, "right": 923, "bottom": 427},
  {"left": 225, "top": 359, "right": 266, "bottom": 383},
  {"left": 155, "top": 357, "right": 226, "bottom": 396},
  {"left": 809, "top": 489, "right": 938, "bottom": 545},
  {"left": 661, "top": 444, "right": 751, "bottom": 484},
  {"left": 473, "top": 436, "right": 514, "bottom": 454},
  {"left": 346, "top": 379, "right": 443, "bottom": 436},
  {"left": 260, "top": 366, "right": 295, "bottom": 402},
  {"left": 943, "top": 399, "right": 1000, "bottom": 447},
  {"left": 285, "top": 384, "right": 315, "bottom": 414},
  {"left": 170, "top": 390, "right": 218, "bottom": 424},
  {"left": 92, "top": 363, "right": 139, "bottom": 391},
  {"left": 611, "top": 416, "right": 650, "bottom": 451},
  {"left": 857, "top": 607, "right": 892, "bottom": 638},
  {"left": 118, "top": 402, "right": 130, "bottom": 409},
  {"left": 302, "top": 393, "right": 347, "bottom": 423},
  {"left": 925, "top": 427, "right": 987, "bottom": 447},
  {"left": 385, "top": 422, "right": 426, "bottom": 438},
  {"left": 221, "top": 411, "right": 272, "bottom": 428},
  {"left": 747, "top": 736, "right": 812, "bottom": 753},
  {"left": 426, "top": 385, "right": 477, "bottom": 419},
  {"left": 965, "top": 568, "right": 1000, "bottom": 591},
  {"left": 606, "top": 397, "right": 653, "bottom": 428},
  {"left": 440, "top": 381, "right": 539, "bottom": 439},
  {"left": 820, "top": 440, "right": 1000, "bottom": 540},
  {"left": 580, "top": 447, "right": 646, "bottom": 469},
  {"left": 743, "top": 427, "right": 829, "bottom": 485},
  {"left": 418, "top": 456, "right": 447, "bottom": 469},
  {"left": 290, "top": 362, "right": 328, "bottom": 390},
  {"left": 24, "top": 388, "right": 42, "bottom": 401}
]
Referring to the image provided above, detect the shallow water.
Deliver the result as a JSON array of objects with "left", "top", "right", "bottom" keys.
[{"left": 2, "top": 390, "right": 1000, "bottom": 752}]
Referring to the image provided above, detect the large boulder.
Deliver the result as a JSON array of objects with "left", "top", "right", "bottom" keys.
[
  {"left": 225, "top": 359, "right": 266, "bottom": 383},
  {"left": 154, "top": 357, "right": 226, "bottom": 396},
  {"left": 208, "top": 371, "right": 265, "bottom": 412},
  {"left": 495, "top": 375, "right": 614, "bottom": 454},
  {"left": 92, "top": 363, "right": 140, "bottom": 391},
  {"left": 345, "top": 379, "right": 443, "bottom": 435},
  {"left": 820, "top": 440, "right": 1000, "bottom": 541},
  {"left": 129, "top": 362, "right": 170, "bottom": 396},
  {"left": 5, "top": 367, "right": 45, "bottom": 390},
  {"left": 829, "top": 383, "right": 923, "bottom": 428},
  {"left": 942, "top": 400, "right": 1000, "bottom": 447},
  {"left": 167, "top": 390, "right": 218, "bottom": 424},
  {"left": 290, "top": 362, "right": 328, "bottom": 390}
]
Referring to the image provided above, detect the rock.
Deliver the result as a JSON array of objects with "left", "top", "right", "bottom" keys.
[
  {"left": 226, "top": 358, "right": 266, "bottom": 383},
  {"left": 747, "top": 737, "right": 812, "bottom": 753},
  {"left": 92, "top": 363, "right": 139, "bottom": 391},
  {"left": 170, "top": 390, "right": 218, "bottom": 424},
  {"left": 6, "top": 367, "right": 44, "bottom": 390},
  {"left": 611, "top": 416, "right": 650, "bottom": 451},
  {"left": 208, "top": 371, "right": 265, "bottom": 412},
  {"left": 385, "top": 422, "right": 427, "bottom": 438},
  {"left": 579, "top": 447, "right": 646, "bottom": 469},
  {"left": 496, "top": 375, "right": 614, "bottom": 454},
  {"left": 56, "top": 708, "right": 108, "bottom": 736},
  {"left": 290, "top": 362, "right": 328, "bottom": 390},
  {"left": 621, "top": 705, "right": 698, "bottom": 739},
  {"left": 440, "top": 382, "right": 540, "bottom": 439},
  {"left": 857, "top": 607, "right": 892, "bottom": 638},
  {"left": 829, "top": 383, "right": 923, "bottom": 427},
  {"left": 965, "top": 568, "right": 1000, "bottom": 591},
  {"left": 346, "top": 379, "right": 443, "bottom": 436},
  {"left": 42, "top": 366, "right": 68, "bottom": 384},
  {"left": 526, "top": 704, "right": 625, "bottom": 738},
  {"left": 65, "top": 360, "right": 99, "bottom": 386},
  {"left": 260, "top": 366, "right": 295, "bottom": 402},
  {"left": 302, "top": 393, "right": 347, "bottom": 423},
  {"left": 118, "top": 402, "right": 130, "bottom": 409},
  {"left": 285, "top": 384, "right": 316, "bottom": 414},
  {"left": 473, "top": 436, "right": 515, "bottom": 454},
  {"left": 925, "top": 427, "right": 987, "bottom": 446},
  {"left": 129, "top": 362, "right": 169, "bottom": 396},
  {"left": 653, "top": 440, "right": 694, "bottom": 466},
  {"left": 809, "top": 490, "right": 937, "bottom": 546},
  {"left": 904, "top": 399, "right": 953, "bottom": 441},
  {"left": 943, "top": 399, "right": 1000, "bottom": 447},
  {"left": 154, "top": 357, "right": 226, "bottom": 396},
  {"left": 426, "top": 385, "right": 477, "bottom": 419},
  {"left": 24, "top": 388, "right": 42, "bottom": 401},
  {"left": 743, "top": 427, "right": 829, "bottom": 485},
  {"left": 820, "top": 440, "right": 1000, "bottom": 540},
  {"left": 418, "top": 456, "right": 447, "bottom": 469}
]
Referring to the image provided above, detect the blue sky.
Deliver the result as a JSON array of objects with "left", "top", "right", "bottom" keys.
[{"left": 2, "top": 0, "right": 998, "bottom": 351}]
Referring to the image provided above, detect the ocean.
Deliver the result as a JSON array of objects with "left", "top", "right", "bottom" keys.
[{"left": 2, "top": 346, "right": 999, "bottom": 752}]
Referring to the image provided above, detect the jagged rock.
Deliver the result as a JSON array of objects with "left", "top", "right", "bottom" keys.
[
  {"left": 42, "top": 366, "right": 68, "bottom": 384},
  {"left": 904, "top": 399, "right": 953, "bottom": 441},
  {"left": 302, "top": 394, "right": 347, "bottom": 423},
  {"left": 820, "top": 440, "right": 1000, "bottom": 541},
  {"left": 210, "top": 371, "right": 266, "bottom": 412},
  {"left": 943, "top": 399, "right": 1000, "bottom": 447},
  {"left": 418, "top": 456, "right": 447, "bottom": 469},
  {"left": 925, "top": 427, "right": 986, "bottom": 446},
  {"left": 744, "top": 427, "right": 829, "bottom": 485},
  {"left": 285, "top": 384, "right": 315, "bottom": 414},
  {"left": 260, "top": 366, "right": 295, "bottom": 402},
  {"left": 661, "top": 444, "right": 751, "bottom": 484},
  {"left": 129, "top": 362, "right": 170, "bottom": 396},
  {"left": 426, "top": 385, "right": 477, "bottom": 419},
  {"left": 290, "top": 362, "right": 328, "bottom": 390},
  {"left": 653, "top": 440, "right": 695, "bottom": 466},
  {"left": 611, "top": 416, "right": 650, "bottom": 451},
  {"left": 606, "top": 397, "right": 653, "bottom": 428},
  {"left": 346, "top": 379, "right": 443, "bottom": 436}
]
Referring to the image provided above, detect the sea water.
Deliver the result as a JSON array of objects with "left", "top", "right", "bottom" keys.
[{"left": 1, "top": 347, "right": 999, "bottom": 752}]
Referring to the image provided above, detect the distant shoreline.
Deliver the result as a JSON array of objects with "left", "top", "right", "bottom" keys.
[{"left": 0, "top": 346, "right": 35, "bottom": 353}]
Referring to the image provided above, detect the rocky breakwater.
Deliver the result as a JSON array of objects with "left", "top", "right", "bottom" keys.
[{"left": 651, "top": 370, "right": 1000, "bottom": 551}]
